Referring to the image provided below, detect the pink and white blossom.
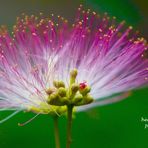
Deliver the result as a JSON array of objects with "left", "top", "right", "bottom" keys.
[{"left": 0, "top": 6, "right": 147, "bottom": 122}]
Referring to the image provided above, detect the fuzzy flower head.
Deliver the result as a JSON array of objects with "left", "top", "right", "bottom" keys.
[{"left": 0, "top": 5, "right": 148, "bottom": 123}]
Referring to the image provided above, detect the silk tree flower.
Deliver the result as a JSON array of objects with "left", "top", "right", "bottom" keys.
[{"left": 0, "top": 5, "right": 148, "bottom": 124}]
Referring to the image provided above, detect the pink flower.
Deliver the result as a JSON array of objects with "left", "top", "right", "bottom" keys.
[{"left": 0, "top": 5, "right": 147, "bottom": 123}]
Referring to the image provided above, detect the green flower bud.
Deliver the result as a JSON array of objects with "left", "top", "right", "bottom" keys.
[
  {"left": 60, "top": 97, "right": 69, "bottom": 104},
  {"left": 58, "top": 87, "right": 66, "bottom": 97},
  {"left": 70, "top": 69, "right": 78, "bottom": 84},
  {"left": 45, "top": 88, "right": 56, "bottom": 95},
  {"left": 47, "top": 93, "right": 61, "bottom": 105},
  {"left": 71, "top": 84, "right": 79, "bottom": 94},
  {"left": 73, "top": 94, "right": 83, "bottom": 104},
  {"left": 70, "top": 69, "right": 78, "bottom": 78},
  {"left": 53, "top": 80, "right": 65, "bottom": 88},
  {"left": 45, "top": 69, "right": 94, "bottom": 107},
  {"left": 56, "top": 106, "right": 67, "bottom": 114},
  {"left": 84, "top": 94, "right": 94, "bottom": 104},
  {"left": 80, "top": 86, "right": 91, "bottom": 96}
]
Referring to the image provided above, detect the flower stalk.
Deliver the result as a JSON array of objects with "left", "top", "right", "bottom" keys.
[
  {"left": 66, "top": 105, "right": 74, "bottom": 148},
  {"left": 53, "top": 116, "right": 60, "bottom": 148}
]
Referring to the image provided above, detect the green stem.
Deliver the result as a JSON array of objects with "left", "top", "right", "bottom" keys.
[
  {"left": 66, "top": 105, "right": 74, "bottom": 148},
  {"left": 53, "top": 116, "right": 60, "bottom": 148}
]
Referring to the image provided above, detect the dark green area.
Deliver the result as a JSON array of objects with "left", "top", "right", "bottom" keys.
[
  {"left": 0, "top": 0, "right": 148, "bottom": 148},
  {"left": 87, "top": 0, "right": 141, "bottom": 25}
]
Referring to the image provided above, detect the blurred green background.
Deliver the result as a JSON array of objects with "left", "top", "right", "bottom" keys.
[{"left": 0, "top": 0, "right": 148, "bottom": 148}]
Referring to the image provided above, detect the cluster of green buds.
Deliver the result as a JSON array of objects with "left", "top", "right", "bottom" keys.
[{"left": 46, "top": 69, "right": 94, "bottom": 107}]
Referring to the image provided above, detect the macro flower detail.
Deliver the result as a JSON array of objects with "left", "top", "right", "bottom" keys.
[{"left": 0, "top": 5, "right": 148, "bottom": 124}]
